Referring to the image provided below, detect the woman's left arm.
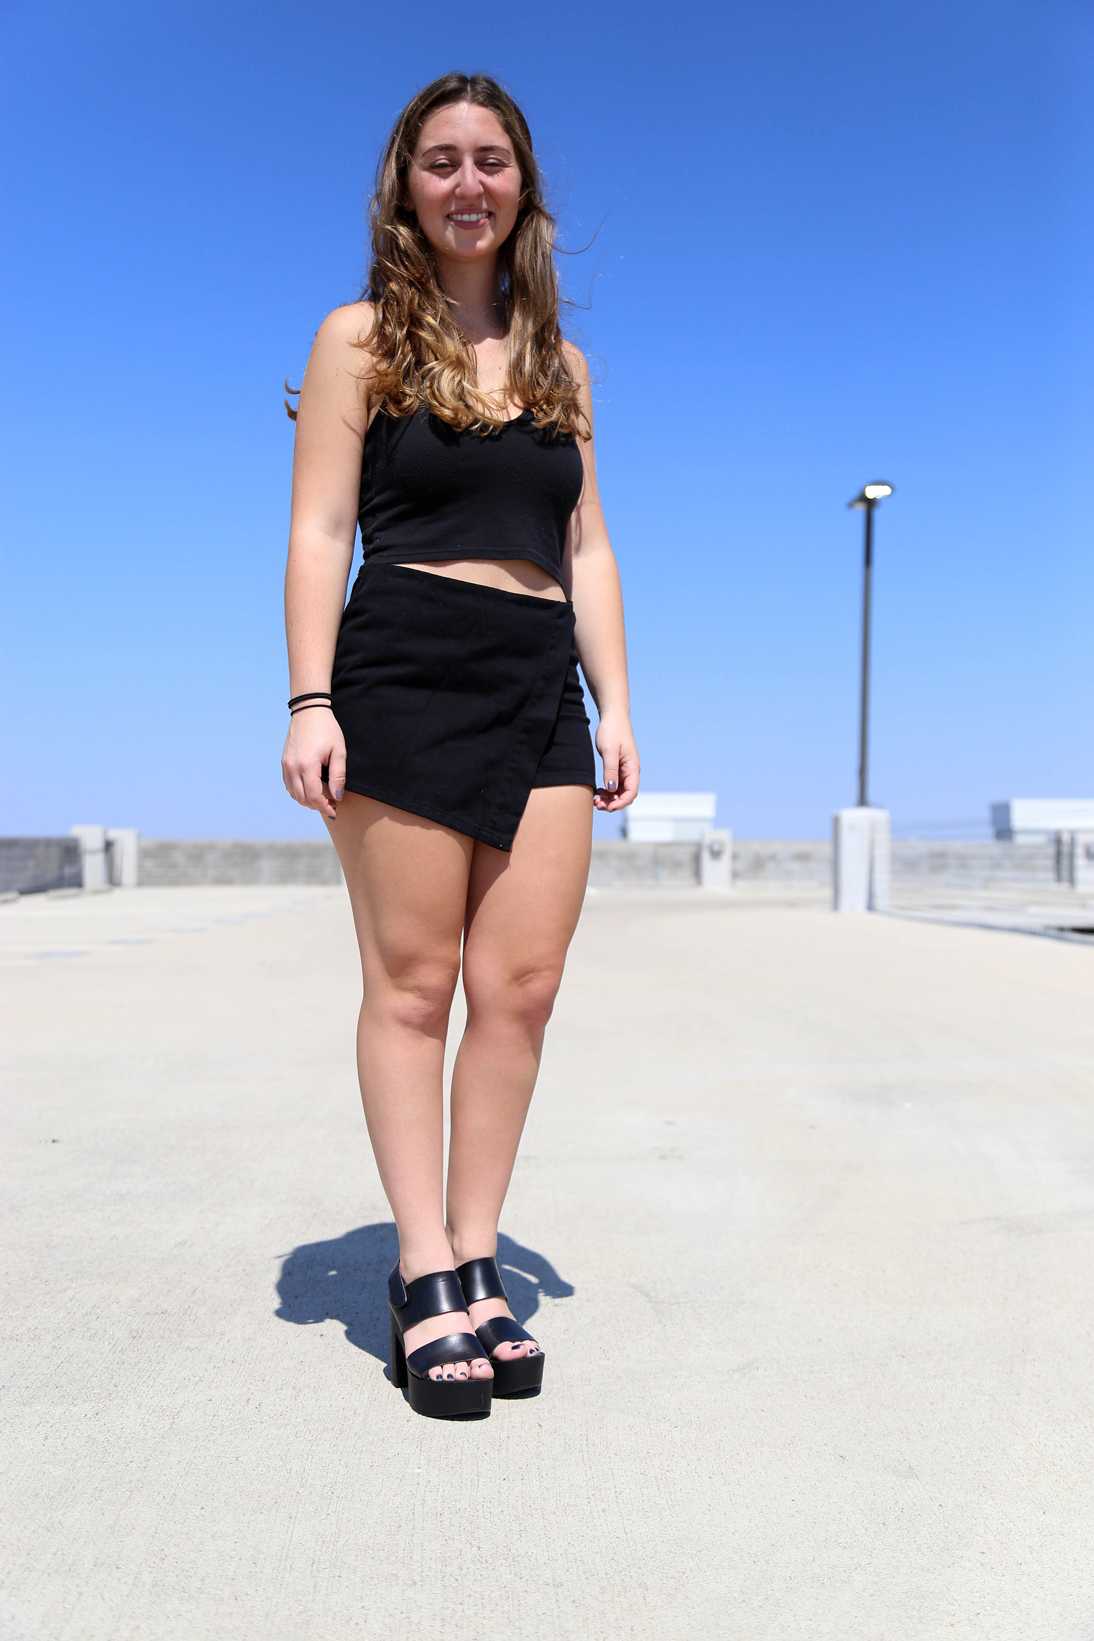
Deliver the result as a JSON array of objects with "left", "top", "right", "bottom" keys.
[{"left": 561, "top": 340, "right": 640, "bottom": 814}]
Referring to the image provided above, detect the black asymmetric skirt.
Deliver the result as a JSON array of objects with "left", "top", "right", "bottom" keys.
[{"left": 323, "top": 560, "right": 597, "bottom": 851}]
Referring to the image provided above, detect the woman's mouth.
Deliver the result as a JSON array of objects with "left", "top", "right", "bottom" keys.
[{"left": 447, "top": 211, "right": 492, "bottom": 229}]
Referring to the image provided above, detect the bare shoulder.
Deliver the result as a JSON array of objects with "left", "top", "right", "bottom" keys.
[
  {"left": 301, "top": 300, "right": 379, "bottom": 439},
  {"left": 561, "top": 338, "right": 596, "bottom": 447},
  {"left": 561, "top": 338, "right": 593, "bottom": 412},
  {"left": 290, "top": 301, "right": 380, "bottom": 546},
  {"left": 561, "top": 337, "right": 590, "bottom": 383},
  {"left": 316, "top": 298, "right": 379, "bottom": 352}
]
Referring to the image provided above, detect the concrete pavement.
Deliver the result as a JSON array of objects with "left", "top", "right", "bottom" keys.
[{"left": 3, "top": 884, "right": 1094, "bottom": 1639}]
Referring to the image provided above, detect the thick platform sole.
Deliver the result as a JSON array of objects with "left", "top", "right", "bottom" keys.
[
  {"left": 489, "top": 1348, "right": 545, "bottom": 1398},
  {"left": 388, "top": 1312, "right": 493, "bottom": 1419}
]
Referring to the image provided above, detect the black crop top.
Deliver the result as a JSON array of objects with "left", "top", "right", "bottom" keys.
[{"left": 357, "top": 405, "right": 584, "bottom": 589}]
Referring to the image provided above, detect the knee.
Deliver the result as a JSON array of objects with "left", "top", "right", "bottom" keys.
[
  {"left": 375, "top": 953, "right": 461, "bottom": 1034},
  {"left": 466, "top": 962, "right": 564, "bottom": 1032}
]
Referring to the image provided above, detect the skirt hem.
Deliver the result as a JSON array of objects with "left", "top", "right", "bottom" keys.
[
  {"left": 336, "top": 780, "right": 516, "bottom": 852},
  {"left": 528, "top": 771, "right": 597, "bottom": 791}
]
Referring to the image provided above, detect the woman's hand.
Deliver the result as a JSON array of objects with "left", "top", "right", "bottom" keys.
[
  {"left": 282, "top": 708, "right": 346, "bottom": 821},
  {"left": 593, "top": 709, "right": 640, "bottom": 814}
]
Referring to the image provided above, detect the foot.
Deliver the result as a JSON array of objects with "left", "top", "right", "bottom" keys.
[
  {"left": 398, "top": 1263, "right": 494, "bottom": 1384},
  {"left": 465, "top": 1292, "right": 542, "bottom": 1363}
]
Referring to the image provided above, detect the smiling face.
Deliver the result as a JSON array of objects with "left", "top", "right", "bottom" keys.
[{"left": 405, "top": 100, "right": 523, "bottom": 263}]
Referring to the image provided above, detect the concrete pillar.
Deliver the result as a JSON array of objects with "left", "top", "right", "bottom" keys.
[
  {"left": 869, "top": 807, "right": 891, "bottom": 910},
  {"left": 1059, "top": 829, "right": 1094, "bottom": 891},
  {"left": 1077, "top": 832, "right": 1094, "bottom": 891},
  {"left": 833, "top": 806, "right": 891, "bottom": 912},
  {"left": 1055, "top": 830, "right": 1069, "bottom": 884},
  {"left": 70, "top": 825, "right": 109, "bottom": 893},
  {"left": 106, "top": 827, "right": 140, "bottom": 887},
  {"left": 699, "top": 828, "right": 732, "bottom": 891}
]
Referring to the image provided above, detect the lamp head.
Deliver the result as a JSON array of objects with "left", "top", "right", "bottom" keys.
[{"left": 847, "top": 481, "right": 895, "bottom": 509}]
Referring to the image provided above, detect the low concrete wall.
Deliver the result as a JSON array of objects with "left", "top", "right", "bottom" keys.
[
  {"left": 734, "top": 840, "right": 831, "bottom": 884},
  {"left": 2, "top": 832, "right": 1063, "bottom": 895},
  {"left": 132, "top": 837, "right": 705, "bottom": 888},
  {"left": 0, "top": 837, "right": 83, "bottom": 895},
  {"left": 139, "top": 838, "right": 343, "bottom": 887},
  {"left": 736, "top": 839, "right": 1058, "bottom": 890},
  {"left": 125, "top": 835, "right": 1063, "bottom": 891},
  {"left": 591, "top": 841, "right": 701, "bottom": 887},
  {"left": 892, "top": 840, "right": 1058, "bottom": 889}
]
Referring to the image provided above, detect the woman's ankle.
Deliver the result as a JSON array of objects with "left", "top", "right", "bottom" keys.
[
  {"left": 446, "top": 1226, "right": 498, "bottom": 1267},
  {"left": 398, "top": 1236, "right": 459, "bottom": 1284}
]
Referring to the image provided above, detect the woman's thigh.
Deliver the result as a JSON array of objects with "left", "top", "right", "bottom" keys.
[
  {"left": 461, "top": 785, "right": 593, "bottom": 1001},
  {"left": 322, "top": 793, "right": 473, "bottom": 988}
]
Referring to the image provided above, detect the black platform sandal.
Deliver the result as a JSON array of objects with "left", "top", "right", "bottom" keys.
[
  {"left": 387, "top": 1264, "right": 493, "bottom": 1419},
  {"left": 455, "top": 1256, "right": 545, "bottom": 1399}
]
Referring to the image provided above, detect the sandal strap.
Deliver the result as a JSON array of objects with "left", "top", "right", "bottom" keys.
[
  {"left": 475, "top": 1315, "right": 537, "bottom": 1354},
  {"left": 388, "top": 1265, "right": 467, "bottom": 1330},
  {"left": 405, "top": 1332, "right": 488, "bottom": 1377},
  {"left": 456, "top": 1256, "right": 508, "bottom": 1306}
]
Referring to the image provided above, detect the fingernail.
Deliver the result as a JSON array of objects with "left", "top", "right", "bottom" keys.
[
  {"left": 606, "top": 780, "right": 617, "bottom": 790},
  {"left": 333, "top": 786, "right": 344, "bottom": 800}
]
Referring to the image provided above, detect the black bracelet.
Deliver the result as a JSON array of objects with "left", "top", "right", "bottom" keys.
[
  {"left": 289, "top": 702, "right": 333, "bottom": 715},
  {"left": 287, "top": 691, "right": 332, "bottom": 708}
]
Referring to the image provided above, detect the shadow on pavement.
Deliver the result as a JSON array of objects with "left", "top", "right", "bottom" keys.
[{"left": 273, "top": 1223, "right": 574, "bottom": 1372}]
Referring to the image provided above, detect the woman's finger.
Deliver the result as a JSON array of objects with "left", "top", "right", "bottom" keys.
[
  {"left": 599, "top": 748, "right": 639, "bottom": 809},
  {"left": 327, "top": 749, "right": 346, "bottom": 803},
  {"left": 303, "top": 762, "right": 337, "bottom": 818}
]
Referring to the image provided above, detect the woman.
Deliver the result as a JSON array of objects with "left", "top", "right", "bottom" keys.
[{"left": 281, "top": 71, "right": 639, "bottom": 1419}]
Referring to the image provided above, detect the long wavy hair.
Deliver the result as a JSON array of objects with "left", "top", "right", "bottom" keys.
[{"left": 285, "top": 71, "right": 591, "bottom": 442}]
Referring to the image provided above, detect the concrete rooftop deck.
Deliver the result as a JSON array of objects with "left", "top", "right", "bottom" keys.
[{"left": 3, "top": 883, "right": 1094, "bottom": 1639}]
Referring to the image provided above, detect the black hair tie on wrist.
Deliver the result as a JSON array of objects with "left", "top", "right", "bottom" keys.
[
  {"left": 288, "top": 691, "right": 332, "bottom": 708},
  {"left": 289, "top": 702, "right": 332, "bottom": 715}
]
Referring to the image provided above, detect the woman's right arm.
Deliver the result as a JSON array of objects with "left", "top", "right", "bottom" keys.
[{"left": 281, "top": 302, "right": 374, "bottom": 818}]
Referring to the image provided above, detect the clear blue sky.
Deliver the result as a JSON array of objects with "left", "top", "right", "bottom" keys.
[{"left": 3, "top": 0, "right": 1089, "bottom": 843}]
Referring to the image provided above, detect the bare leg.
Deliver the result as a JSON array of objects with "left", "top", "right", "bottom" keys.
[
  {"left": 322, "top": 793, "right": 492, "bottom": 1382},
  {"left": 446, "top": 784, "right": 593, "bottom": 1359}
]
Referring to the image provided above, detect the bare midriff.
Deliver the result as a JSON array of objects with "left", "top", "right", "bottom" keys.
[{"left": 393, "top": 559, "right": 567, "bottom": 602}]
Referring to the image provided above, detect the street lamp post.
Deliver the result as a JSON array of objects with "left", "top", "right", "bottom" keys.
[{"left": 846, "top": 482, "right": 895, "bottom": 809}]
